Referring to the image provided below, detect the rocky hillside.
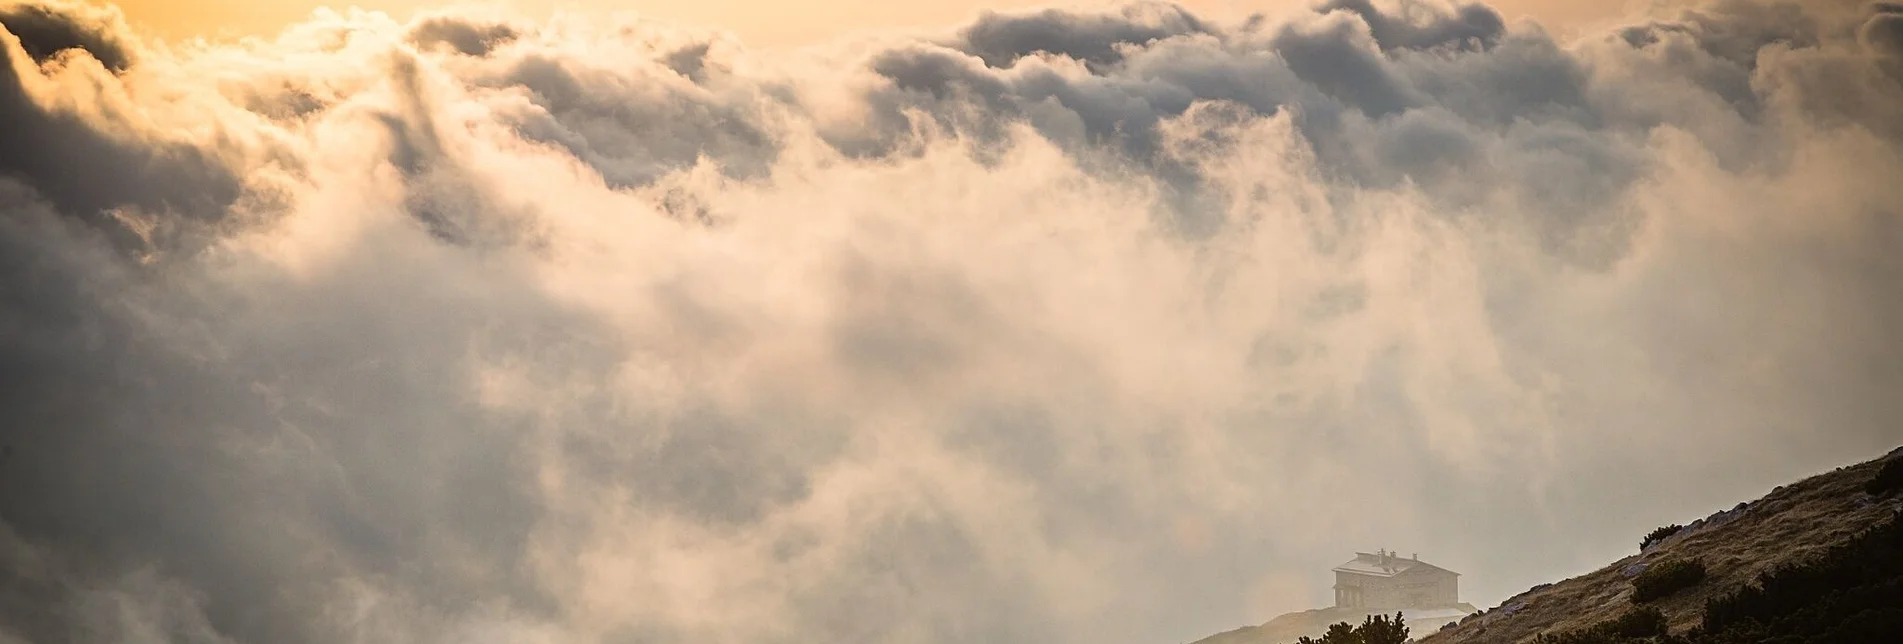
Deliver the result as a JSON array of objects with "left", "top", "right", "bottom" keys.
[
  {"left": 1185, "top": 446, "right": 1903, "bottom": 644},
  {"left": 1423, "top": 446, "right": 1903, "bottom": 643}
]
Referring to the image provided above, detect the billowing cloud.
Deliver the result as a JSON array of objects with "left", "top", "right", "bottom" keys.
[
  {"left": 406, "top": 14, "right": 519, "bottom": 58},
  {"left": 0, "top": 0, "right": 132, "bottom": 69},
  {"left": 953, "top": 1, "right": 1216, "bottom": 69},
  {"left": 0, "top": 1, "right": 1899, "bottom": 643}
]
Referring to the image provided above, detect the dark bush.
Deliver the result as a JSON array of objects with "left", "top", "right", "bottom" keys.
[
  {"left": 1869, "top": 458, "right": 1903, "bottom": 496},
  {"left": 1530, "top": 606, "right": 1671, "bottom": 644},
  {"left": 1697, "top": 513, "right": 1903, "bottom": 642},
  {"left": 1297, "top": 612, "right": 1408, "bottom": 644},
  {"left": 1643, "top": 524, "right": 1686, "bottom": 550},
  {"left": 1632, "top": 559, "right": 1707, "bottom": 603},
  {"left": 1530, "top": 627, "right": 1624, "bottom": 644},
  {"left": 1606, "top": 606, "right": 1670, "bottom": 638}
]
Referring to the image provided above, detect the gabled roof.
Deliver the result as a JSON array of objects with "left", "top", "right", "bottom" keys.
[{"left": 1332, "top": 552, "right": 1459, "bottom": 578}]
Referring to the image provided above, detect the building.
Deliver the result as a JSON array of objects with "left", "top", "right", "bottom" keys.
[
  {"left": 1332, "top": 549, "right": 1461, "bottom": 610},
  {"left": 1211, "top": 551, "right": 1475, "bottom": 644}
]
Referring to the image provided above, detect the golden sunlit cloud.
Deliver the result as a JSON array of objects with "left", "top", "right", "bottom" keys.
[{"left": 1, "top": 1, "right": 1900, "bottom": 643}]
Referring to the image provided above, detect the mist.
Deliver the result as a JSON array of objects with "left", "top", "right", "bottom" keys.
[{"left": 0, "top": 1, "right": 1900, "bottom": 643}]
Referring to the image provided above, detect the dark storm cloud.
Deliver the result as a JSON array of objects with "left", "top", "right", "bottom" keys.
[
  {"left": 953, "top": 0, "right": 1214, "bottom": 69},
  {"left": 0, "top": 13, "right": 240, "bottom": 251},
  {"left": 0, "top": 2, "right": 1900, "bottom": 644},
  {"left": 1270, "top": 15, "right": 1422, "bottom": 118},
  {"left": 0, "top": 0, "right": 130, "bottom": 70},
  {"left": 1605, "top": 0, "right": 1843, "bottom": 125},
  {"left": 1392, "top": 30, "right": 1595, "bottom": 128},
  {"left": 0, "top": 165, "right": 597, "bottom": 641},
  {"left": 466, "top": 44, "right": 781, "bottom": 188},
  {"left": 1701, "top": 1, "right": 1903, "bottom": 141},
  {"left": 854, "top": 0, "right": 1649, "bottom": 248},
  {"left": 406, "top": 15, "right": 519, "bottom": 57},
  {"left": 1615, "top": 0, "right": 1822, "bottom": 67},
  {"left": 1862, "top": 3, "right": 1903, "bottom": 55},
  {"left": 0, "top": 180, "right": 286, "bottom": 641},
  {"left": 662, "top": 42, "right": 714, "bottom": 81},
  {"left": 1319, "top": 0, "right": 1506, "bottom": 53}
]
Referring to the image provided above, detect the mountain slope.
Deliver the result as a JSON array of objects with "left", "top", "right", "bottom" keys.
[
  {"left": 1423, "top": 446, "right": 1903, "bottom": 643},
  {"left": 1185, "top": 446, "right": 1903, "bottom": 644}
]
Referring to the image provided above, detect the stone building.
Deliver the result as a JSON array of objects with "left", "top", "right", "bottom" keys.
[{"left": 1331, "top": 549, "right": 1461, "bottom": 610}]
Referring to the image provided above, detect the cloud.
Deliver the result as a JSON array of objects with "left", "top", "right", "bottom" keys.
[
  {"left": 0, "top": 0, "right": 131, "bottom": 70},
  {"left": 1866, "top": 4, "right": 1903, "bottom": 54},
  {"left": 1319, "top": 0, "right": 1506, "bottom": 53},
  {"left": 953, "top": 0, "right": 1216, "bottom": 69},
  {"left": 0, "top": 1, "right": 1899, "bottom": 643},
  {"left": 406, "top": 14, "right": 519, "bottom": 57},
  {"left": 0, "top": 17, "right": 243, "bottom": 253}
]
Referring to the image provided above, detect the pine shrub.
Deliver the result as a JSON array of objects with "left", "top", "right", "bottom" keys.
[
  {"left": 1642, "top": 524, "right": 1685, "bottom": 550},
  {"left": 1529, "top": 607, "right": 1671, "bottom": 644},
  {"left": 1297, "top": 612, "right": 1408, "bottom": 644},
  {"left": 1632, "top": 559, "right": 1706, "bottom": 603},
  {"left": 1869, "top": 458, "right": 1903, "bottom": 496}
]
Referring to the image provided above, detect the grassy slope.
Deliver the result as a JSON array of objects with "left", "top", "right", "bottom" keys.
[{"left": 1423, "top": 447, "right": 1903, "bottom": 644}]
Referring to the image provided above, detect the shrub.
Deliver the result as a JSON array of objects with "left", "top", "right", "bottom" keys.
[
  {"left": 1530, "top": 606, "right": 1670, "bottom": 644},
  {"left": 1698, "top": 514, "right": 1903, "bottom": 641},
  {"left": 1869, "top": 457, "right": 1903, "bottom": 496},
  {"left": 1604, "top": 606, "right": 1669, "bottom": 638},
  {"left": 1297, "top": 612, "right": 1408, "bottom": 644},
  {"left": 1642, "top": 524, "right": 1685, "bottom": 550},
  {"left": 1530, "top": 627, "right": 1622, "bottom": 644},
  {"left": 1632, "top": 559, "right": 1706, "bottom": 603}
]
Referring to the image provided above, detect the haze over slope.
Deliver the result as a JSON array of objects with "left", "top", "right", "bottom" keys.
[{"left": 1, "top": 1, "right": 1901, "bottom": 643}]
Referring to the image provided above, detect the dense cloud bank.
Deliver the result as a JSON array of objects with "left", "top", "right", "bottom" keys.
[{"left": 0, "top": 1, "right": 1900, "bottom": 642}]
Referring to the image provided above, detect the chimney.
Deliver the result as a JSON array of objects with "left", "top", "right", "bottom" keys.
[{"left": 1412, "top": 553, "right": 1419, "bottom": 561}]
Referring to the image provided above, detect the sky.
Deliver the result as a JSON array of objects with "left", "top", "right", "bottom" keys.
[
  {"left": 102, "top": 0, "right": 1645, "bottom": 46},
  {"left": 0, "top": 1, "right": 1900, "bottom": 644}
]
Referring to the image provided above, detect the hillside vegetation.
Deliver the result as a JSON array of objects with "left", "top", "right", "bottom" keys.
[{"left": 1424, "top": 447, "right": 1903, "bottom": 644}]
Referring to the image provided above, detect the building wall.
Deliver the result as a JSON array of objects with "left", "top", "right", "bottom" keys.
[{"left": 1334, "top": 571, "right": 1458, "bottom": 609}]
